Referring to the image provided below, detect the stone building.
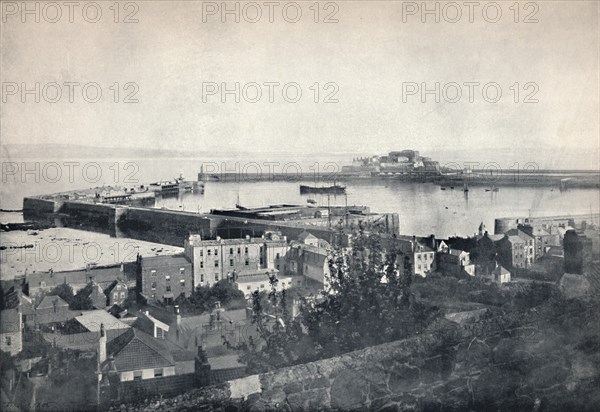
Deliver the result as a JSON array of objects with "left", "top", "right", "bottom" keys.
[
  {"left": 184, "top": 233, "right": 289, "bottom": 288},
  {"left": 138, "top": 255, "right": 193, "bottom": 305}
]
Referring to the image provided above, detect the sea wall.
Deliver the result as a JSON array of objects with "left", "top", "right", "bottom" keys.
[{"left": 22, "top": 197, "right": 62, "bottom": 217}]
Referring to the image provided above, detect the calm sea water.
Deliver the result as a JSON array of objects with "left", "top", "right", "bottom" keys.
[{"left": 2, "top": 156, "right": 599, "bottom": 238}]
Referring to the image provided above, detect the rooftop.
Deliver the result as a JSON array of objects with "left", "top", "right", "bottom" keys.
[
  {"left": 75, "top": 310, "right": 131, "bottom": 332},
  {"left": 141, "top": 254, "right": 191, "bottom": 267}
]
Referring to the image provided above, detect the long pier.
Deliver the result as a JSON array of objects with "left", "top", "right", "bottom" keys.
[{"left": 198, "top": 169, "right": 600, "bottom": 188}]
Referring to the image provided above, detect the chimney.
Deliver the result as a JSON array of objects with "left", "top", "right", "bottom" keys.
[
  {"left": 98, "top": 323, "right": 107, "bottom": 365},
  {"left": 175, "top": 305, "right": 181, "bottom": 326}
]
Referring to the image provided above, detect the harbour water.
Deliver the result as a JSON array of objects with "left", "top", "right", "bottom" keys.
[{"left": 2, "top": 155, "right": 599, "bottom": 239}]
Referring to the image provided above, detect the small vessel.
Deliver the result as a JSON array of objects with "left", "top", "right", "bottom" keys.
[
  {"left": 440, "top": 187, "right": 447, "bottom": 191},
  {"left": 463, "top": 181, "right": 469, "bottom": 192},
  {"left": 450, "top": 186, "right": 454, "bottom": 189},
  {"left": 307, "top": 199, "right": 317, "bottom": 205},
  {"left": 300, "top": 184, "right": 346, "bottom": 195},
  {"left": 485, "top": 186, "right": 499, "bottom": 192}
]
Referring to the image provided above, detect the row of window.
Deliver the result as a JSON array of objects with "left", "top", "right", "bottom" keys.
[
  {"left": 150, "top": 268, "right": 186, "bottom": 276},
  {"left": 201, "top": 247, "right": 251, "bottom": 257},
  {"left": 150, "top": 279, "right": 186, "bottom": 290},
  {"left": 244, "top": 280, "right": 297, "bottom": 290}
]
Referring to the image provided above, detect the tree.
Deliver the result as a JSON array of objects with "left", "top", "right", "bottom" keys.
[
  {"left": 50, "top": 283, "right": 74, "bottom": 306},
  {"left": 239, "top": 222, "right": 441, "bottom": 373},
  {"left": 70, "top": 284, "right": 93, "bottom": 310}
]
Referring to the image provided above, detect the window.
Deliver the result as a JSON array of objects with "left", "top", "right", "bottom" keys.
[
  {"left": 180, "top": 268, "right": 185, "bottom": 275},
  {"left": 166, "top": 286, "right": 171, "bottom": 292},
  {"left": 180, "top": 279, "right": 185, "bottom": 287},
  {"left": 260, "top": 284, "right": 265, "bottom": 288},
  {"left": 214, "top": 260, "right": 219, "bottom": 267},
  {"left": 247, "top": 286, "right": 251, "bottom": 290},
  {"left": 5, "top": 336, "right": 11, "bottom": 346},
  {"left": 165, "top": 275, "right": 171, "bottom": 281},
  {"left": 230, "top": 259, "right": 234, "bottom": 267},
  {"left": 200, "top": 261, "right": 204, "bottom": 268},
  {"left": 151, "top": 270, "right": 157, "bottom": 276},
  {"left": 245, "top": 259, "right": 249, "bottom": 266},
  {"left": 244, "top": 247, "right": 248, "bottom": 254},
  {"left": 214, "top": 249, "right": 218, "bottom": 256},
  {"left": 151, "top": 282, "right": 157, "bottom": 290},
  {"left": 133, "top": 371, "right": 142, "bottom": 381},
  {"left": 200, "top": 250, "right": 203, "bottom": 256},
  {"left": 120, "top": 292, "right": 126, "bottom": 298},
  {"left": 215, "top": 274, "right": 219, "bottom": 281},
  {"left": 154, "top": 368, "right": 163, "bottom": 378},
  {"left": 114, "top": 293, "right": 119, "bottom": 300},
  {"left": 208, "top": 250, "right": 211, "bottom": 256},
  {"left": 237, "top": 247, "right": 241, "bottom": 254},
  {"left": 259, "top": 257, "right": 264, "bottom": 265},
  {"left": 276, "top": 253, "right": 280, "bottom": 259},
  {"left": 230, "top": 248, "right": 234, "bottom": 254},
  {"left": 200, "top": 274, "right": 204, "bottom": 282}
]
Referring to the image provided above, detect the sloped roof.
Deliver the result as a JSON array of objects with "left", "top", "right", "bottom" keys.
[
  {"left": 493, "top": 265, "right": 510, "bottom": 276},
  {"left": 107, "top": 328, "right": 175, "bottom": 371},
  {"left": 298, "top": 231, "right": 318, "bottom": 243},
  {"left": 36, "top": 295, "right": 69, "bottom": 311},
  {"left": 140, "top": 254, "right": 191, "bottom": 269},
  {"left": 75, "top": 310, "right": 130, "bottom": 332}
]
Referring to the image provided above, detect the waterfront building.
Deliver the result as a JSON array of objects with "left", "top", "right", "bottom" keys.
[
  {"left": 495, "top": 228, "right": 536, "bottom": 270},
  {"left": 285, "top": 231, "right": 332, "bottom": 291},
  {"left": 32, "top": 294, "right": 75, "bottom": 329},
  {"left": 492, "top": 264, "right": 511, "bottom": 284},
  {"left": 0, "top": 291, "right": 22, "bottom": 356},
  {"left": 183, "top": 233, "right": 289, "bottom": 288},
  {"left": 137, "top": 255, "right": 193, "bottom": 305},
  {"left": 393, "top": 236, "right": 436, "bottom": 277},
  {"left": 96, "top": 323, "right": 199, "bottom": 404},
  {"left": 26, "top": 264, "right": 136, "bottom": 297},
  {"left": 104, "top": 279, "right": 129, "bottom": 308},
  {"left": 518, "top": 225, "right": 560, "bottom": 261},
  {"left": 437, "top": 249, "right": 475, "bottom": 277},
  {"left": 234, "top": 270, "right": 302, "bottom": 298}
]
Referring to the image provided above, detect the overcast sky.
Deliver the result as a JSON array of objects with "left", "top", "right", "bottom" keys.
[{"left": 1, "top": 1, "right": 598, "bottom": 156}]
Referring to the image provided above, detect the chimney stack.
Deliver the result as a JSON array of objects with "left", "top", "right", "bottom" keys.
[
  {"left": 98, "top": 323, "right": 107, "bottom": 365},
  {"left": 175, "top": 305, "right": 182, "bottom": 326}
]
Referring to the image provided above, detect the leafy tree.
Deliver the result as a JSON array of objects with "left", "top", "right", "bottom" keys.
[
  {"left": 50, "top": 283, "right": 74, "bottom": 306},
  {"left": 239, "top": 222, "right": 441, "bottom": 373},
  {"left": 175, "top": 280, "right": 246, "bottom": 315},
  {"left": 70, "top": 284, "right": 93, "bottom": 310}
]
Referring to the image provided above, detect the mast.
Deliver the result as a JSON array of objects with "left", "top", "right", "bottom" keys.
[{"left": 327, "top": 194, "right": 331, "bottom": 228}]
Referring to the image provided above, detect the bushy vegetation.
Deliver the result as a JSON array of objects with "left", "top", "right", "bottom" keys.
[
  {"left": 174, "top": 280, "right": 246, "bottom": 315},
  {"left": 49, "top": 282, "right": 94, "bottom": 310},
  {"left": 237, "top": 224, "right": 443, "bottom": 373}
]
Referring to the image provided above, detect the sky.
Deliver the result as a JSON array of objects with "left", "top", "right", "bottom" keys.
[{"left": 1, "top": 0, "right": 598, "bottom": 157}]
